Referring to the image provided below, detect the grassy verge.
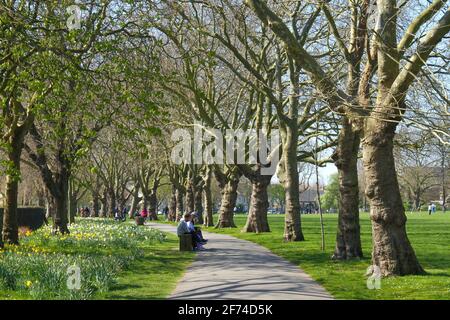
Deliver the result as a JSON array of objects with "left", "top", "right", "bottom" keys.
[
  {"left": 0, "top": 218, "right": 193, "bottom": 300},
  {"left": 102, "top": 232, "right": 193, "bottom": 300},
  {"left": 185, "top": 212, "right": 449, "bottom": 300}
]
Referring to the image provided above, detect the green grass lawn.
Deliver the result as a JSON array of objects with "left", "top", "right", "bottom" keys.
[
  {"left": 102, "top": 232, "right": 193, "bottom": 300},
  {"left": 0, "top": 218, "right": 193, "bottom": 300},
  {"left": 198, "top": 212, "right": 450, "bottom": 300}
]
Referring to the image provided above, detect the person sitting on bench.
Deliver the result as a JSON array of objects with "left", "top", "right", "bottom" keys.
[
  {"left": 177, "top": 213, "right": 204, "bottom": 251},
  {"left": 188, "top": 212, "right": 208, "bottom": 244}
]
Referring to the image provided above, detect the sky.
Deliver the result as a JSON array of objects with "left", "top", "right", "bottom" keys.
[{"left": 318, "top": 163, "right": 338, "bottom": 184}]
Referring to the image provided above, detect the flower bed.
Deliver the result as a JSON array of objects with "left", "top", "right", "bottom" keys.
[{"left": 0, "top": 218, "right": 166, "bottom": 299}]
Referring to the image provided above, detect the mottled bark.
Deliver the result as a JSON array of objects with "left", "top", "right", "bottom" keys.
[
  {"left": 282, "top": 127, "right": 304, "bottom": 241},
  {"left": 332, "top": 119, "right": 363, "bottom": 260},
  {"left": 202, "top": 169, "right": 214, "bottom": 226},
  {"left": 128, "top": 186, "right": 140, "bottom": 219},
  {"left": 216, "top": 179, "right": 239, "bottom": 228},
  {"left": 185, "top": 181, "right": 195, "bottom": 214},
  {"left": 99, "top": 190, "right": 108, "bottom": 217},
  {"left": 243, "top": 175, "right": 271, "bottom": 233},
  {"left": 363, "top": 120, "right": 424, "bottom": 276},
  {"left": 175, "top": 189, "right": 184, "bottom": 221}
]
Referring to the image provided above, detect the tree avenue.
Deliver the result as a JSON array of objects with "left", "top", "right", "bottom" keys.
[{"left": 1, "top": 0, "right": 449, "bottom": 284}]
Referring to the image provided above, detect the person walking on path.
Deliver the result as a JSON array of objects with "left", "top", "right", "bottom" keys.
[{"left": 428, "top": 203, "right": 432, "bottom": 215}]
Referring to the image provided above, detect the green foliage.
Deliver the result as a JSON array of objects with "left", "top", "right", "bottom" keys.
[
  {"left": 321, "top": 173, "right": 339, "bottom": 211},
  {"left": 268, "top": 184, "right": 285, "bottom": 212}
]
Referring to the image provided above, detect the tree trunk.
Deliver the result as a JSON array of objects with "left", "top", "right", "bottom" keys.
[
  {"left": 52, "top": 191, "right": 70, "bottom": 234},
  {"left": 99, "top": 191, "right": 107, "bottom": 217},
  {"left": 68, "top": 183, "right": 77, "bottom": 224},
  {"left": 282, "top": 127, "right": 304, "bottom": 241},
  {"left": 194, "top": 185, "right": 204, "bottom": 225},
  {"left": 148, "top": 192, "right": 158, "bottom": 220},
  {"left": 168, "top": 185, "right": 177, "bottom": 221},
  {"left": 142, "top": 194, "right": 149, "bottom": 212},
  {"left": 92, "top": 192, "right": 100, "bottom": 217},
  {"left": 332, "top": 118, "right": 363, "bottom": 260},
  {"left": 107, "top": 188, "right": 116, "bottom": 218},
  {"left": 2, "top": 148, "right": 21, "bottom": 244},
  {"left": 203, "top": 174, "right": 214, "bottom": 226},
  {"left": 243, "top": 175, "right": 271, "bottom": 233},
  {"left": 128, "top": 187, "right": 140, "bottom": 219},
  {"left": 185, "top": 181, "right": 195, "bottom": 214},
  {"left": 362, "top": 120, "right": 424, "bottom": 276},
  {"left": 216, "top": 179, "right": 239, "bottom": 228},
  {"left": 175, "top": 189, "right": 184, "bottom": 221}
]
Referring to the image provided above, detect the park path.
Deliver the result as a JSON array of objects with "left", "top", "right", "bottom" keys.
[{"left": 147, "top": 223, "right": 333, "bottom": 300}]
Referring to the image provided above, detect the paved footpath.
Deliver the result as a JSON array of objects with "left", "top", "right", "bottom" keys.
[{"left": 147, "top": 223, "right": 333, "bottom": 300}]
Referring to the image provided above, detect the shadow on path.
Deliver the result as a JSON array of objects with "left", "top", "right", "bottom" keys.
[{"left": 147, "top": 223, "right": 333, "bottom": 300}]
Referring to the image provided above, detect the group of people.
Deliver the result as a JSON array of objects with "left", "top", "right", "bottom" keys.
[
  {"left": 114, "top": 207, "right": 128, "bottom": 221},
  {"left": 78, "top": 206, "right": 91, "bottom": 217},
  {"left": 176, "top": 212, "right": 208, "bottom": 251},
  {"left": 428, "top": 203, "right": 437, "bottom": 215}
]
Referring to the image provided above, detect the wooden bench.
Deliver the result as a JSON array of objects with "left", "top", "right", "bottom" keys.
[
  {"left": 135, "top": 216, "right": 145, "bottom": 225},
  {"left": 179, "top": 233, "right": 193, "bottom": 251}
]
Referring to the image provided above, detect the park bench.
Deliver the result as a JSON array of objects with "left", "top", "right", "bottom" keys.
[
  {"left": 179, "top": 233, "right": 193, "bottom": 251},
  {"left": 135, "top": 216, "right": 145, "bottom": 225}
]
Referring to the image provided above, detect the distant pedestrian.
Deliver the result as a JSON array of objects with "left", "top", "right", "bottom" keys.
[
  {"left": 428, "top": 203, "right": 432, "bottom": 215},
  {"left": 431, "top": 203, "right": 436, "bottom": 214},
  {"left": 163, "top": 206, "right": 169, "bottom": 219}
]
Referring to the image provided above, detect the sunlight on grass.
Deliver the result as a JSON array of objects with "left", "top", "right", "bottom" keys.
[
  {"left": 0, "top": 218, "right": 194, "bottom": 300},
  {"left": 200, "top": 212, "right": 450, "bottom": 300}
]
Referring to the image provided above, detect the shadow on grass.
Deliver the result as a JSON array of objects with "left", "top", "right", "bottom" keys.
[{"left": 102, "top": 237, "right": 194, "bottom": 300}]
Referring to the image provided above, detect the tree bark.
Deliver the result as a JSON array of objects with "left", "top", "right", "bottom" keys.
[
  {"left": 362, "top": 120, "right": 424, "bottom": 276},
  {"left": 92, "top": 191, "right": 100, "bottom": 217},
  {"left": 2, "top": 148, "right": 21, "bottom": 244},
  {"left": 185, "top": 180, "right": 195, "bottom": 214},
  {"left": 168, "top": 185, "right": 177, "bottom": 221},
  {"left": 53, "top": 194, "right": 69, "bottom": 234},
  {"left": 202, "top": 171, "right": 214, "bottom": 226},
  {"left": 148, "top": 192, "right": 158, "bottom": 220},
  {"left": 282, "top": 127, "right": 304, "bottom": 241},
  {"left": 332, "top": 118, "right": 363, "bottom": 260},
  {"left": 216, "top": 179, "right": 239, "bottom": 228},
  {"left": 107, "top": 188, "right": 116, "bottom": 218},
  {"left": 99, "top": 190, "right": 107, "bottom": 217},
  {"left": 175, "top": 189, "right": 184, "bottom": 221},
  {"left": 68, "top": 182, "right": 77, "bottom": 224},
  {"left": 128, "top": 186, "right": 140, "bottom": 219},
  {"left": 194, "top": 183, "right": 204, "bottom": 224},
  {"left": 243, "top": 175, "right": 271, "bottom": 233}
]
